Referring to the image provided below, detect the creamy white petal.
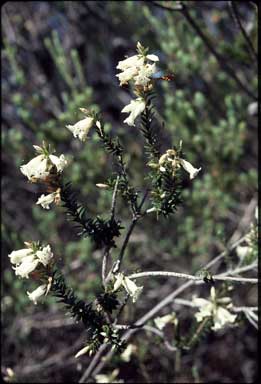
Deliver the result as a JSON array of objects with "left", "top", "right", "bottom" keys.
[
  {"left": 49, "top": 154, "right": 67, "bottom": 172},
  {"left": 27, "top": 284, "right": 47, "bottom": 305},
  {"left": 66, "top": 117, "right": 94, "bottom": 142},
  {"left": 122, "top": 277, "right": 143, "bottom": 303},
  {"left": 154, "top": 313, "right": 176, "bottom": 330},
  {"left": 36, "top": 244, "right": 53, "bottom": 266},
  {"left": 180, "top": 158, "right": 201, "bottom": 179},
  {"left": 134, "top": 63, "right": 156, "bottom": 86},
  {"left": 95, "top": 369, "right": 121, "bottom": 384},
  {"left": 121, "top": 98, "right": 146, "bottom": 126},
  {"left": 14, "top": 256, "right": 39, "bottom": 278},
  {"left": 36, "top": 193, "right": 56, "bottom": 210},
  {"left": 210, "top": 286, "right": 216, "bottom": 301},
  {"left": 146, "top": 54, "right": 159, "bottom": 62},
  {"left": 75, "top": 345, "right": 90, "bottom": 358},
  {"left": 113, "top": 273, "right": 125, "bottom": 292},
  {"left": 120, "top": 344, "right": 136, "bottom": 362},
  {"left": 212, "top": 307, "right": 237, "bottom": 331},
  {"left": 116, "top": 66, "right": 139, "bottom": 85},
  {"left": 20, "top": 155, "right": 49, "bottom": 181},
  {"left": 8, "top": 248, "right": 34, "bottom": 265},
  {"left": 236, "top": 245, "right": 250, "bottom": 261},
  {"left": 116, "top": 55, "right": 144, "bottom": 71},
  {"left": 194, "top": 303, "right": 213, "bottom": 322}
]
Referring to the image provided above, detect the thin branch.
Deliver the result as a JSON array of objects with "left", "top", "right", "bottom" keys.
[
  {"left": 232, "top": 306, "right": 258, "bottom": 312},
  {"left": 78, "top": 344, "right": 108, "bottom": 383},
  {"left": 102, "top": 246, "right": 110, "bottom": 288},
  {"left": 212, "top": 276, "right": 257, "bottom": 284},
  {"left": 229, "top": 1, "right": 257, "bottom": 63},
  {"left": 111, "top": 189, "right": 149, "bottom": 275},
  {"left": 110, "top": 176, "right": 120, "bottom": 219},
  {"left": 90, "top": 281, "right": 194, "bottom": 379},
  {"left": 84, "top": 235, "right": 256, "bottom": 379},
  {"left": 102, "top": 176, "right": 120, "bottom": 286},
  {"left": 127, "top": 270, "right": 257, "bottom": 284},
  {"left": 128, "top": 270, "right": 198, "bottom": 281},
  {"left": 111, "top": 217, "right": 138, "bottom": 275},
  {"left": 217, "top": 262, "right": 257, "bottom": 277}
]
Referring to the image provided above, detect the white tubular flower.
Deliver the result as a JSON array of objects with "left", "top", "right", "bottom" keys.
[
  {"left": 27, "top": 284, "right": 47, "bottom": 305},
  {"left": 120, "top": 344, "right": 136, "bottom": 362},
  {"left": 122, "top": 277, "right": 143, "bottom": 303},
  {"left": 192, "top": 287, "right": 237, "bottom": 331},
  {"left": 121, "top": 98, "right": 146, "bottom": 126},
  {"left": 134, "top": 63, "right": 156, "bottom": 87},
  {"left": 179, "top": 158, "right": 201, "bottom": 179},
  {"left": 13, "top": 255, "right": 39, "bottom": 279},
  {"left": 49, "top": 154, "right": 67, "bottom": 172},
  {"left": 96, "top": 183, "right": 109, "bottom": 189},
  {"left": 211, "top": 307, "right": 237, "bottom": 331},
  {"left": 36, "top": 244, "right": 53, "bottom": 267},
  {"left": 113, "top": 273, "right": 125, "bottom": 292},
  {"left": 75, "top": 345, "right": 90, "bottom": 358},
  {"left": 154, "top": 313, "right": 177, "bottom": 330},
  {"left": 236, "top": 245, "right": 250, "bottom": 261},
  {"left": 8, "top": 248, "right": 34, "bottom": 265},
  {"left": 36, "top": 193, "right": 56, "bottom": 210},
  {"left": 20, "top": 155, "right": 49, "bottom": 182},
  {"left": 66, "top": 116, "right": 94, "bottom": 142},
  {"left": 113, "top": 274, "right": 143, "bottom": 303}
]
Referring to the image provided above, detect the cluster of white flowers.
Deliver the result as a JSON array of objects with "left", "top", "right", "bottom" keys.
[
  {"left": 20, "top": 144, "right": 67, "bottom": 183},
  {"left": 8, "top": 243, "right": 53, "bottom": 304},
  {"left": 192, "top": 286, "right": 237, "bottom": 331},
  {"left": 116, "top": 42, "right": 159, "bottom": 127},
  {"left": 113, "top": 273, "right": 143, "bottom": 303},
  {"left": 116, "top": 41, "right": 159, "bottom": 87},
  {"left": 149, "top": 148, "right": 201, "bottom": 180}
]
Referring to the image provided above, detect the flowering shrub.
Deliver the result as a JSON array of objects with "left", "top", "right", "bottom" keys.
[{"left": 7, "top": 41, "right": 257, "bottom": 381}]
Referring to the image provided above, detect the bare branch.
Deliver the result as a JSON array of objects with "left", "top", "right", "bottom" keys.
[{"left": 229, "top": 1, "right": 257, "bottom": 63}]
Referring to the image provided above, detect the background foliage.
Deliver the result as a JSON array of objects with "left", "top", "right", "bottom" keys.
[{"left": 2, "top": 1, "right": 257, "bottom": 382}]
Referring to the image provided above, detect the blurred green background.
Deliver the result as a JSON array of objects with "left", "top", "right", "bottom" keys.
[{"left": 1, "top": 1, "right": 257, "bottom": 383}]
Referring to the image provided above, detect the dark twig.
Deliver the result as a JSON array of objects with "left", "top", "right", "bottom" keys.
[
  {"left": 229, "top": 1, "right": 257, "bottom": 63},
  {"left": 112, "top": 189, "right": 149, "bottom": 274},
  {"left": 102, "top": 177, "right": 120, "bottom": 286}
]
